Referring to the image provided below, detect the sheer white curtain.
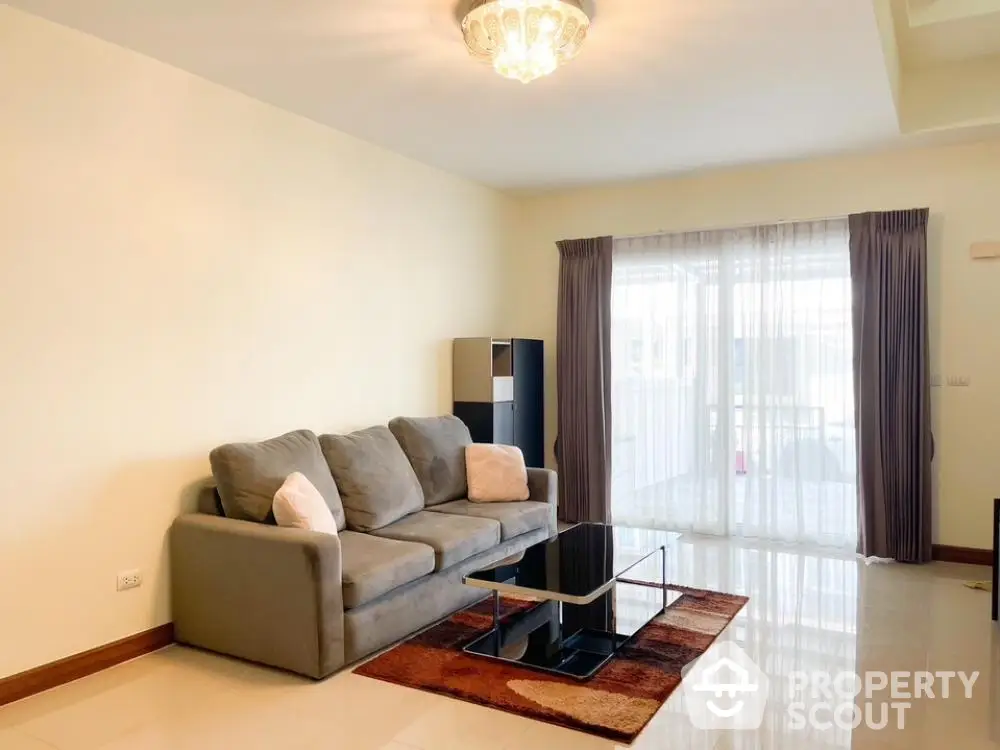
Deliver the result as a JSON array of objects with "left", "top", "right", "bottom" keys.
[{"left": 610, "top": 219, "right": 857, "bottom": 548}]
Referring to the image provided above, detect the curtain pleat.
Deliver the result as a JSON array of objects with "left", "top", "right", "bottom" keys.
[
  {"left": 849, "top": 209, "right": 932, "bottom": 563},
  {"left": 556, "top": 236, "right": 613, "bottom": 523}
]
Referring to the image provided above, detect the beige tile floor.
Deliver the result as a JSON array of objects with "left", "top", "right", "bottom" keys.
[{"left": 1, "top": 535, "right": 998, "bottom": 749}]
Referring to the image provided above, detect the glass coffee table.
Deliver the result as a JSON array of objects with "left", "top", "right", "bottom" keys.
[{"left": 462, "top": 523, "right": 682, "bottom": 680}]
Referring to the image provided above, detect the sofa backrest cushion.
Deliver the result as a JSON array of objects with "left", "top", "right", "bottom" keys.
[
  {"left": 319, "top": 426, "right": 424, "bottom": 532},
  {"left": 209, "top": 429, "right": 346, "bottom": 529},
  {"left": 388, "top": 415, "right": 471, "bottom": 507}
]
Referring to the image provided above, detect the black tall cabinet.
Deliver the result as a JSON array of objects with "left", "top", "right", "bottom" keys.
[{"left": 453, "top": 337, "right": 545, "bottom": 468}]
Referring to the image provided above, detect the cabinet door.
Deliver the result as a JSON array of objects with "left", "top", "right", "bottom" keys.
[
  {"left": 512, "top": 339, "right": 545, "bottom": 467},
  {"left": 493, "top": 401, "right": 515, "bottom": 446},
  {"left": 453, "top": 402, "right": 494, "bottom": 444}
]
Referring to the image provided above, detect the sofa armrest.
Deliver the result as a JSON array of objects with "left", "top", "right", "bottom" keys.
[
  {"left": 526, "top": 467, "right": 558, "bottom": 533},
  {"left": 170, "top": 514, "right": 344, "bottom": 678}
]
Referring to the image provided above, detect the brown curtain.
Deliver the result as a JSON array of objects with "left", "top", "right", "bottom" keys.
[
  {"left": 555, "top": 236, "right": 613, "bottom": 523},
  {"left": 849, "top": 209, "right": 932, "bottom": 563}
]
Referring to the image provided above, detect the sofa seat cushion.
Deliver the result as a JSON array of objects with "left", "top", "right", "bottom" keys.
[
  {"left": 339, "top": 530, "right": 435, "bottom": 610},
  {"left": 427, "top": 499, "right": 551, "bottom": 541},
  {"left": 371, "top": 511, "right": 500, "bottom": 571}
]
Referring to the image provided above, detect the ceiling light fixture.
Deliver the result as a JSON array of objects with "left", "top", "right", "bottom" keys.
[{"left": 460, "top": 0, "right": 591, "bottom": 84}]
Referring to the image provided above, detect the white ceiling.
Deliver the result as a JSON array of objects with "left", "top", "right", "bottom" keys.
[{"left": 9, "top": 0, "right": 906, "bottom": 189}]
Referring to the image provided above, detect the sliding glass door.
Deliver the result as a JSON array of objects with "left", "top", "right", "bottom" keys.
[{"left": 610, "top": 220, "right": 857, "bottom": 548}]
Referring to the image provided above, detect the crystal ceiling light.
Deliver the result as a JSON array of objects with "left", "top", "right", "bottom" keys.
[{"left": 460, "top": 0, "right": 591, "bottom": 84}]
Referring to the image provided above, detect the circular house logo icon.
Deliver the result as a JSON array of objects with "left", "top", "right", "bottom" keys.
[{"left": 682, "top": 641, "right": 769, "bottom": 730}]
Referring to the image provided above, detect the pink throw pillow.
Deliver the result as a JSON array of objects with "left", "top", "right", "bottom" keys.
[
  {"left": 466, "top": 444, "right": 530, "bottom": 503},
  {"left": 273, "top": 472, "right": 339, "bottom": 534}
]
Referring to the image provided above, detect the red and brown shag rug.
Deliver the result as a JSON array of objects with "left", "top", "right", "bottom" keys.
[{"left": 355, "top": 584, "right": 748, "bottom": 743}]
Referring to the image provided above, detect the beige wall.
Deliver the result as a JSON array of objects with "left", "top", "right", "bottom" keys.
[
  {"left": 509, "top": 138, "right": 1000, "bottom": 551},
  {"left": 0, "top": 7, "right": 513, "bottom": 679}
]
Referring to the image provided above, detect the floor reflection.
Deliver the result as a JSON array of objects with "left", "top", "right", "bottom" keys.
[{"left": 612, "top": 530, "right": 998, "bottom": 749}]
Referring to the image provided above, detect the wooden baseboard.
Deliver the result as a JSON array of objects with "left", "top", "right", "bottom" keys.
[
  {"left": 932, "top": 545, "right": 993, "bottom": 566},
  {"left": 0, "top": 624, "right": 174, "bottom": 707}
]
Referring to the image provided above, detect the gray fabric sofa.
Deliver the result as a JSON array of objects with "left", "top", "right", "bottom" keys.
[{"left": 170, "top": 415, "right": 557, "bottom": 679}]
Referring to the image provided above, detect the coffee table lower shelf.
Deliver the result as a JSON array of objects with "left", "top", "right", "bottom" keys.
[
  {"left": 462, "top": 575, "right": 678, "bottom": 681},
  {"left": 461, "top": 525, "right": 680, "bottom": 681},
  {"left": 463, "top": 616, "right": 636, "bottom": 680}
]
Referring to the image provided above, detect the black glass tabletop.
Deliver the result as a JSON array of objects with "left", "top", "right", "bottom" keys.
[{"left": 464, "top": 523, "right": 676, "bottom": 604}]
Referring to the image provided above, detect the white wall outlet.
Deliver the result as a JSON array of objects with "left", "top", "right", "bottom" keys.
[
  {"left": 947, "top": 375, "right": 971, "bottom": 387},
  {"left": 116, "top": 569, "right": 142, "bottom": 591}
]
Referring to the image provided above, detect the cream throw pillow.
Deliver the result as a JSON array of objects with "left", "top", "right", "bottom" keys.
[
  {"left": 466, "top": 444, "right": 530, "bottom": 503},
  {"left": 273, "top": 472, "right": 338, "bottom": 534}
]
